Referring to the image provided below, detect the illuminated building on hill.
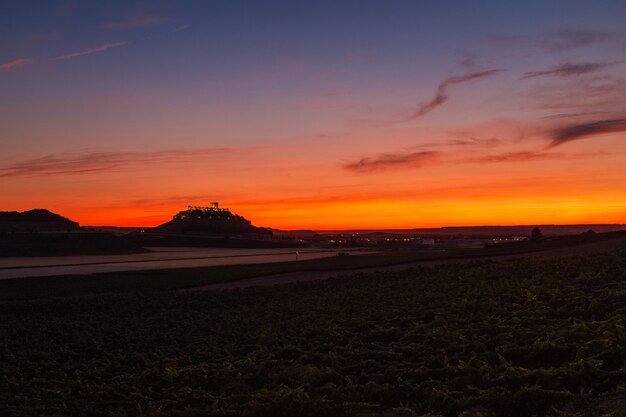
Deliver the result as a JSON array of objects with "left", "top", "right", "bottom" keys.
[{"left": 174, "top": 202, "right": 231, "bottom": 220}]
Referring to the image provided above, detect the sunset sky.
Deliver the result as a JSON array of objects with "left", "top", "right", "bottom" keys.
[{"left": 2, "top": 1, "right": 626, "bottom": 229}]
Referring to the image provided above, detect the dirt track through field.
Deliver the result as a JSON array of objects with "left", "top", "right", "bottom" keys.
[
  {"left": 189, "top": 237, "right": 626, "bottom": 291},
  {"left": 0, "top": 248, "right": 370, "bottom": 280}
]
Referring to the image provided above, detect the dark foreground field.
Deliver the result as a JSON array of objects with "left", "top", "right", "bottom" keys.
[{"left": 2, "top": 250, "right": 626, "bottom": 416}]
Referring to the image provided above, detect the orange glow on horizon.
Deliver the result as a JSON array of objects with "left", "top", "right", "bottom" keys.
[
  {"left": 3, "top": 136, "right": 625, "bottom": 230},
  {"left": 54, "top": 195, "right": 626, "bottom": 230}
]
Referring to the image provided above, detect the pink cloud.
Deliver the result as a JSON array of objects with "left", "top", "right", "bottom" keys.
[
  {"left": 57, "top": 41, "right": 129, "bottom": 60},
  {"left": 0, "top": 58, "right": 31, "bottom": 71},
  {"left": 101, "top": 15, "right": 163, "bottom": 30},
  {"left": 173, "top": 24, "right": 191, "bottom": 32}
]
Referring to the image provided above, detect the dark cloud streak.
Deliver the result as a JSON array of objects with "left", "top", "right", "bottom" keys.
[
  {"left": 462, "top": 151, "right": 562, "bottom": 163},
  {"left": 0, "top": 148, "right": 231, "bottom": 178},
  {"left": 549, "top": 119, "right": 626, "bottom": 147},
  {"left": 446, "top": 137, "right": 502, "bottom": 147},
  {"left": 520, "top": 62, "right": 613, "bottom": 80},
  {"left": 408, "top": 69, "right": 504, "bottom": 120},
  {"left": 344, "top": 149, "right": 584, "bottom": 174},
  {"left": 343, "top": 151, "right": 440, "bottom": 173}
]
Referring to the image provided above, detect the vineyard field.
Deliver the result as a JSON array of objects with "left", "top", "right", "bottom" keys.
[{"left": 2, "top": 250, "right": 626, "bottom": 416}]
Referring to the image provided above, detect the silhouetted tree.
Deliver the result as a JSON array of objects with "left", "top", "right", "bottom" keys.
[{"left": 530, "top": 227, "right": 543, "bottom": 241}]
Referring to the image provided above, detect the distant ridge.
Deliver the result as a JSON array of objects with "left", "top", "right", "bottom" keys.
[
  {"left": 313, "top": 224, "right": 626, "bottom": 237},
  {"left": 0, "top": 209, "right": 79, "bottom": 232},
  {"left": 413, "top": 224, "right": 626, "bottom": 237},
  {"left": 0, "top": 209, "right": 148, "bottom": 256}
]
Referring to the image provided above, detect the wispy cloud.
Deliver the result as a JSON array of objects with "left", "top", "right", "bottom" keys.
[
  {"left": 446, "top": 137, "right": 502, "bottom": 147},
  {"left": 101, "top": 15, "right": 163, "bottom": 30},
  {"left": 124, "top": 195, "right": 220, "bottom": 207},
  {"left": 0, "top": 58, "right": 31, "bottom": 71},
  {"left": 407, "top": 69, "right": 504, "bottom": 121},
  {"left": 173, "top": 24, "right": 191, "bottom": 32},
  {"left": 57, "top": 41, "right": 129, "bottom": 60},
  {"left": 485, "top": 28, "right": 612, "bottom": 53},
  {"left": 0, "top": 148, "right": 231, "bottom": 178},
  {"left": 549, "top": 119, "right": 626, "bottom": 148},
  {"left": 343, "top": 151, "right": 440, "bottom": 173},
  {"left": 462, "top": 151, "right": 562, "bottom": 163},
  {"left": 520, "top": 62, "right": 614, "bottom": 80},
  {"left": 524, "top": 76, "right": 626, "bottom": 112},
  {"left": 542, "top": 111, "right": 608, "bottom": 120},
  {"left": 406, "top": 136, "right": 503, "bottom": 151},
  {"left": 544, "top": 29, "right": 612, "bottom": 51},
  {"left": 343, "top": 146, "right": 597, "bottom": 174}
]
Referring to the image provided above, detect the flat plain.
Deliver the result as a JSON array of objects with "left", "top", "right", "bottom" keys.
[{"left": 2, "top": 237, "right": 626, "bottom": 416}]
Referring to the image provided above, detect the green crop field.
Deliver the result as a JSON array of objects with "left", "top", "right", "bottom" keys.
[{"left": 2, "top": 250, "right": 626, "bottom": 416}]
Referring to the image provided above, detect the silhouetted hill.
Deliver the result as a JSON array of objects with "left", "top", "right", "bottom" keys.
[
  {"left": 0, "top": 232, "right": 148, "bottom": 257},
  {"left": 0, "top": 209, "right": 79, "bottom": 232},
  {"left": 0, "top": 209, "right": 149, "bottom": 256},
  {"left": 126, "top": 204, "right": 309, "bottom": 248},
  {"left": 153, "top": 205, "right": 272, "bottom": 235}
]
